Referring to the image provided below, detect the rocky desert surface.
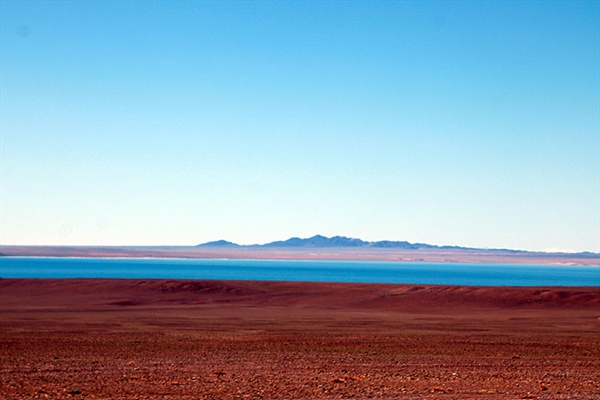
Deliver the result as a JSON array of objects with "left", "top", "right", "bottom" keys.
[{"left": 1, "top": 279, "right": 599, "bottom": 399}]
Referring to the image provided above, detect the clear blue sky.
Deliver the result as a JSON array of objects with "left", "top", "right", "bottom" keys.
[{"left": 1, "top": 0, "right": 598, "bottom": 252}]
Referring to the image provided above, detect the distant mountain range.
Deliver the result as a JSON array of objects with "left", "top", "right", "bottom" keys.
[
  {"left": 197, "top": 235, "right": 600, "bottom": 257},
  {"left": 0, "top": 235, "right": 596, "bottom": 264},
  {"left": 197, "top": 235, "right": 514, "bottom": 252}
]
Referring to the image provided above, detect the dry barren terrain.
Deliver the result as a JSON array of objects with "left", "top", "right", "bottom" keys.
[{"left": 1, "top": 279, "right": 599, "bottom": 399}]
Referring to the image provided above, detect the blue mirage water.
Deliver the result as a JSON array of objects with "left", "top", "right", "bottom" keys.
[{"left": 0, "top": 257, "right": 598, "bottom": 287}]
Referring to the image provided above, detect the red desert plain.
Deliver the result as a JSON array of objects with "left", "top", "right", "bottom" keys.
[{"left": 1, "top": 247, "right": 599, "bottom": 399}]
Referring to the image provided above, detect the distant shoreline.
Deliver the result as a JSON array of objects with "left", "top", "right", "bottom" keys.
[{"left": 1, "top": 245, "right": 598, "bottom": 266}]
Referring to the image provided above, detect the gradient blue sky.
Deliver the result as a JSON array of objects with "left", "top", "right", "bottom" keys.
[{"left": 1, "top": 0, "right": 599, "bottom": 252}]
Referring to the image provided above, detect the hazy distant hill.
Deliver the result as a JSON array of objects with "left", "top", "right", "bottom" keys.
[
  {"left": 196, "top": 240, "right": 240, "bottom": 248},
  {"left": 262, "top": 235, "right": 368, "bottom": 248},
  {"left": 1, "top": 235, "right": 597, "bottom": 265},
  {"left": 198, "top": 235, "right": 466, "bottom": 250},
  {"left": 192, "top": 236, "right": 600, "bottom": 262},
  {"left": 370, "top": 240, "right": 434, "bottom": 249}
]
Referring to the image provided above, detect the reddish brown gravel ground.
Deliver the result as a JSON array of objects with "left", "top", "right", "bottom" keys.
[{"left": 1, "top": 279, "right": 599, "bottom": 399}]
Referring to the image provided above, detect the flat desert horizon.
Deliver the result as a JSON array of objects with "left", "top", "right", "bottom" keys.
[
  {"left": 1, "top": 244, "right": 598, "bottom": 266},
  {"left": 1, "top": 278, "right": 599, "bottom": 399}
]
